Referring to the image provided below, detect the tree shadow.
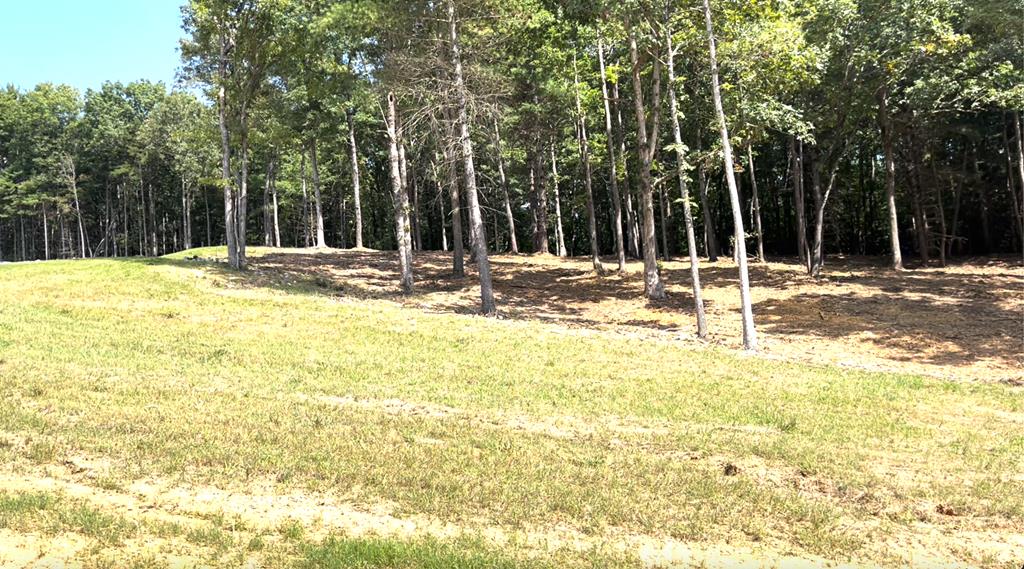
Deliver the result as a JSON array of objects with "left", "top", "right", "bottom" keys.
[{"left": 151, "top": 249, "right": 1023, "bottom": 381}]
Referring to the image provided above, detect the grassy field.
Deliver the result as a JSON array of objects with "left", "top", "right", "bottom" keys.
[{"left": 0, "top": 248, "right": 1021, "bottom": 568}]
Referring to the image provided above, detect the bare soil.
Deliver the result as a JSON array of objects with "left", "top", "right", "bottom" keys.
[{"left": 238, "top": 249, "right": 1023, "bottom": 384}]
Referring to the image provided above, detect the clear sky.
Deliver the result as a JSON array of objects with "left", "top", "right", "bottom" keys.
[{"left": 0, "top": 0, "right": 185, "bottom": 94}]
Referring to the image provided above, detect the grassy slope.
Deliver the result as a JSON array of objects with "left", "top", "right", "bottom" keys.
[{"left": 0, "top": 250, "right": 1021, "bottom": 567}]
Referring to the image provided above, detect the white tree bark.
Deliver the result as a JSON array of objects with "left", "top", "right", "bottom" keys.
[
  {"left": 386, "top": 91, "right": 415, "bottom": 293},
  {"left": 667, "top": 33, "right": 708, "bottom": 339},
  {"left": 703, "top": 0, "right": 758, "bottom": 351},
  {"left": 449, "top": 0, "right": 496, "bottom": 315}
]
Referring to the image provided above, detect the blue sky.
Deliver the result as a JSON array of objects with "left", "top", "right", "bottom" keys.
[{"left": 0, "top": 0, "right": 185, "bottom": 93}]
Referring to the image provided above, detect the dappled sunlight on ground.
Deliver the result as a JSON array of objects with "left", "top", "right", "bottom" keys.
[{"left": 195, "top": 248, "right": 1022, "bottom": 383}]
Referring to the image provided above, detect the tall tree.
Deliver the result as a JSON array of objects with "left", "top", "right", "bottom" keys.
[{"left": 703, "top": 0, "right": 757, "bottom": 351}]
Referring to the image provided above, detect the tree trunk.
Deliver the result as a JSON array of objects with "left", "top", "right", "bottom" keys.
[
  {"left": 398, "top": 134, "right": 416, "bottom": 251},
  {"left": 441, "top": 116, "right": 465, "bottom": 276},
  {"left": 550, "top": 144, "right": 568, "bottom": 257},
  {"left": 697, "top": 128, "right": 719, "bottom": 262},
  {"left": 703, "top": 0, "right": 758, "bottom": 351},
  {"left": 183, "top": 176, "right": 193, "bottom": 250},
  {"left": 573, "top": 54, "right": 604, "bottom": 271},
  {"left": 42, "top": 204, "right": 50, "bottom": 261},
  {"left": 432, "top": 156, "right": 450, "bottom": 253},
  {"left": 658, "top": 183, "right": 671, "bottom": 261},
  {"left": 262, "top": 158, "right": 273, "bottom": 247},
  {"left": 791, "top": 137, "right": 809, "bottom": 270},
  {"left": 347, "top": 109, "right": 364, "bottom": 249},
  {"left": 309, "top": 139, "right": 327, "bottom": 248},
  {"left": 530, "top": 155, "right": 550, "bottom": 254},
  {"left": 747, "top": 144, "right": 765, "bottom": 262},
  {"left": 905, "top": 129, "right": 930, "bottom": 264},
  {"left": 613, "top": 80, "right": 639, "bottom": 260},
  {"left": 204, "top": 186, "right": 211, "bottom": 248},
  {"left": 271, "top": 170, "right": 281, "bottom": 248},
  {"left": 147, "top": 183, "right": 157, "bottom": 257},
  {"left": 218, "top": 34, "right": 238, "bottom": 268},
  {"left": 386, "top": 91, "right": 415, "bottom": 293},
  {"left": 300, "top": 154, "right": 310, "bottom": 247},
  {"left": 667, "top": 35, "right": 708, "bottom": 338},
  {"left": 628, "top": 27, "right": 666, "bottom": 300},
  {"left": 597, "top": 38, "right": 626, "bottom": 271},
  {"left": 809, "top": 148, "right": 826, "bottom": 275},
  {"left": 1011, "top": 111, "right": 1024, "bottom": 249},
  {"left": 493, "top": 118, "right": 518, "bottom": 254},
  {"left": 412, "top": 174, "right": 423, "bottom": 251},
  {"left": 73, "top": 180, "right": 86, "bottom": 259},
  {"left": 449, "top": 0, "right": 496, "bottom": 315},
  {"left": 877, "top": 88, "right": 903, "bottom": 270}
]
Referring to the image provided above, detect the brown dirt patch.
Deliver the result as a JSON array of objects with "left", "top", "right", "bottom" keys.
[{"left": 205, "top": 249, "right": 1023, "bottom": 383}]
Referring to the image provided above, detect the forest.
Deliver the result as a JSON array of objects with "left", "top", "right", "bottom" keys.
[{"left": 0, "top": 1, "right": 1022, "bottom": 567}]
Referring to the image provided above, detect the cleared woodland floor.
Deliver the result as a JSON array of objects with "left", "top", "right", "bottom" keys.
[
  {"left": 0, "top": 249, "right": 1021, "bottom": 568},
  {"left": 242, "top": 248, "right": 1023, "bottom": 384}
]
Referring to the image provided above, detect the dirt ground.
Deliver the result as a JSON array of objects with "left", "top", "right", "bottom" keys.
[{"left": 242, "top": 249, "right": 1023, "bottom": 384}]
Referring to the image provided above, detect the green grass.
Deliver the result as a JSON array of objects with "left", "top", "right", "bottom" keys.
[
  {"left": 0, "top": 249, "right": 1021, "bottom": 567},
  {"left": 298, "top": 537, "right": 550, "bottom": 569}
]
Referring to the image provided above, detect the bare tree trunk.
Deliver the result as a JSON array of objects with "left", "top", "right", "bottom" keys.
[
  {"left": 137, "top": 183, "right": 145, "bottom": 256},
  {"left": 493, "top": 118, "right": 518, "bottom": 254},
  {"left": 432, "top": 156, "right": 450, "bottom": 253},
  {"left": 183, "top": 176, "right": 192, "bottom": 250},
  {"left": 667, "top": 34, "right": 708, "bottom": 338},
  {"left": 300, "top": 154, "right": 310, "bottom": 247},
  {"left": 809, "top": 149, "right": 827, "bottom": 275},
  {"left": 792, "top": 138, "right": 809, "bottom": 270},
  {"left": 147, "top": 182, "right": 157, "bottom": 257},
  {"left": 697, "top": 128, "right": 719, "bottom": 261},
  {"left": 1015, "top": 111, "right": 1024, "bottom": 246},
  {"left": 530, "top": 154, "right": 550, "bottom": 254},
  {"left": 61, "top": 156, "right": 87, "bottom": 259},
  {"left": 937, "top": 168, "right": 947, "bottom": 267},
  {"left": 968, "top": 146, "right": 993, "bottom": 254},
  {"left": 598, "top": 38, "right": 626, "bottom": 271},
  {"left": 440, "top": 116, "right": 465, "bottom": 276},
  {"left": 449, "top": 1, "right": 496, "bottom": 314},
  {"left": 42, "top": 204, "right": 50, "bottom": 261},
  {"left": 236, "top": 110, "right": 251, "bottom": 264},
  {"left": 949, "top": 155, "right": 964, "bottom": 258},
  {"left": 386, "top": 92, "right": 415, "bottom": 293},
  {"left": 877, "top": 88, "right": 903, "bottom": 270},
  {"left": 309, "top": 139, "right": 327, "bottom": 248},
  {"left": 658, "top": 182, "right": 671, "bottom": 261},
  {"left": 122, "top": 184, "right": 130, "bottom": 255},
  {"left": 747, "top": 144, "right": 765, "bottom": 262},
  {"left": 218, "top": 34, "right": 239, "bottom": 268},
  {"left": 340, "top": 186, "right": 351, "bottom": 249},
  {"left": 550, "top": 144, "right": 567, "bottom": 257},
  {"left": 613, "top": 80, "right": 639, "bottom": 259},
  {"left": 906, "top": 129, "right": 930, "bottom": 264},
  {"left": 573, "top": 54, "right": 604, "bottom": 271},
  {"left": 704, "top": 0, "right": 757, "bottom": 351},
  {"left": 204, "top": 187, "right": 211, "bottom": 248},
  {"left": 628, "top": 26, "right": 666, "bottom": 300},
  {"left": 346, "top": 109, "right": 364, "bottom": 249},
  {"left": 412, "top": 174, "right": 423, "bottom": 251},
  {"left": 262, "top": 158, "right": 273, "bottom": 247},
  {"left": 271, "top": 171, "right": 281, "bottom": 248},
  {"left": 398, "top": 133, "right": 417, "bottom": 252}
]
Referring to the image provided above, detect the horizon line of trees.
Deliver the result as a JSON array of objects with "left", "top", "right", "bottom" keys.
[{"left": 1, "top": 0, "right": 1021, "bottom": 350}]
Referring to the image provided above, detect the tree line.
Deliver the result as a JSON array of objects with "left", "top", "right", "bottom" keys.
[{"left": 1, "top": 0, "right": 1020, "bottom": 349}]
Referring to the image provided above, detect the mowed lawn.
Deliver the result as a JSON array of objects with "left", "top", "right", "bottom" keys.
[{"left": 0, "top": 249, "right": 1021, "bottom": 568}]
